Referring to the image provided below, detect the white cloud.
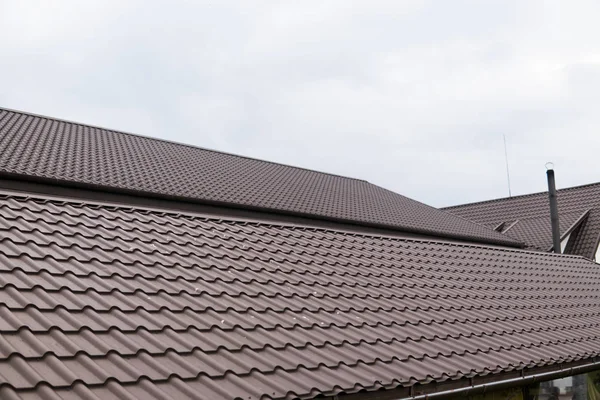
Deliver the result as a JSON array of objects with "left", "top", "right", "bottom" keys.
[{"left": 1, "top": 0, "right": 599, "bottom": 207}]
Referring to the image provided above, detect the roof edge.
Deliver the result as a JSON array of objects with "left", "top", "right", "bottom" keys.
[
  {"left": 0, "top": 105, "right": 367, "bottom": 182},
  {"left": 549, "top": 209, "right": 592, "bottom": 253},
  {"left": 500, "top": 219, "right": 520, "bottom": 235},
  {"left": 366, "top": 183, "right": 524, "bottom": 247},
  {"left": 0, "top": 180, "right": 587, "bottom": 261},
  {"left": 560, "top": 209, "right": 590, "bottom": 242},
  {"left": 0, "top": 171, "right": 525, "bottom": 249},
  {"left": 335, "top": 356, "right": 600, "bottom": 400}
]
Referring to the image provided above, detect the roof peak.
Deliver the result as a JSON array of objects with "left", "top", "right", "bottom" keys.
[{"left": 0, "top": 105, "right": 366, "bottom": 183}]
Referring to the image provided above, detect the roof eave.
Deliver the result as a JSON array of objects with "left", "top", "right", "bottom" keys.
[
  {"left": 332, "top": 356, "right": 600, "bottom": 400},
  {"left": 0, "top": 170, "right": 524, "bottom": 248}
]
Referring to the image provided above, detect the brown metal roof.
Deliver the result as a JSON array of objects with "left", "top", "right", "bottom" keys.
[
  {"left": 0, "top": 190, "right": 599, "bottom": 399},
  {"left": 0, "top": 107, "right": 520, "bottom": 247},
  {"left": 444, "top": 182, "right": 600, "bottom": 258},
  {"left": 500, "top": 210, "right": 590, "bottom": 252}
]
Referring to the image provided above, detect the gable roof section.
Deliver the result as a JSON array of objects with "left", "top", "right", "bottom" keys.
[
  {"left": 444, "top": 182, "right": 600, "bottom": 259},
  {"left": 0, "top": 190, "right": 599, "bottom": 399},
  {"left": 0, "top": 107, "right": 520, "bottom": 247},
  {"left": 500, "top": 210, "right": 590, "bottom": 252}
]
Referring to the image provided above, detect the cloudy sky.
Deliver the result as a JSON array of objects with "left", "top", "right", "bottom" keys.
[{"left": 1, "top": 1, "right": 599, "bottom": 207}]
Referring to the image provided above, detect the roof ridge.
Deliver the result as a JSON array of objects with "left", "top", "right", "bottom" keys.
[
  {"left": 0, "top": 105, "right": 367, "bottom": 183},
  {"left": 443, "top": 181, "right": 600, "bottom": 210},
  {"left": 501, "top": 220, "right": 520, "bottom": 234},
  {"left": 557, "top": 209, "right": 590, "bottom": 244}
]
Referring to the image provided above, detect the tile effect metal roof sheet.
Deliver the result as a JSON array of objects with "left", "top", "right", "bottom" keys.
[
  {"left": 501, "top": 210, "right": 590, "bottom": 251},
  {"left": 0, "top": 192, "right": 598, "bottom": 399},
  {"left": 0, "top": 107, "right": 519, "bottom": 247},
  {"left": 444, "top": 183, "right": 600, "bottom": 258}
]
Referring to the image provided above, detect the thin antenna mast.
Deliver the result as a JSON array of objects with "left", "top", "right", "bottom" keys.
[{"left": 503, "top": 134, "right": 512, "bottom": 197}]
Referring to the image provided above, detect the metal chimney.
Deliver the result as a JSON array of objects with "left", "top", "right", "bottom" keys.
[{"left": 546, "top": 163, "right": 561, "bottom": 253}]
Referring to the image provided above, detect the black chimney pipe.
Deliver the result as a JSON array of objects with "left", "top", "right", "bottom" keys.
[{"left": 546, "top": 166, "right": 561, "bottom": 253}]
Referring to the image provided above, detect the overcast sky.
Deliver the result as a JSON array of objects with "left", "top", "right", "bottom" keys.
[{"left": 1, "top": 1, "right": 599, "bottom": 207}]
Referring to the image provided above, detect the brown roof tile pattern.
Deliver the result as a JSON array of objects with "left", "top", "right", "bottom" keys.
[
  {"left": 0, "top": 192, "right": 599, "bottom": 399},
  {"left": 0, "top": 108, "right": 519, "bottom": 247},
  {"left": 444, "top": 183, "right": 600, "bottom": 259},
  {"left": 500, "top": 210, "right": 590, "bottom": 252}
]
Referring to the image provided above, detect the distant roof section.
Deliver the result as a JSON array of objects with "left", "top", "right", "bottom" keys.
[
  {"left": 444, "top": 182, "right": 600, "bottom": 258},
  {"left": 501, "top": 210, "right": 589, "bottom": 252},
  {"left": 0, "top": 107, "right": 520, "bottom": 247}
]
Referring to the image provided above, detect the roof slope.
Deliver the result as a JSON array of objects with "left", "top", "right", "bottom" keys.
[
  {"left": 0, "top": 191, "right": 599, "bottom": 399},
  {"left": 500, "top": 210, "right": 589, "bottom": 252},
  {"left": 0, "top": 107, "right": 519, "bottom": 247},
  {"left": 444, "top": 182, "right": 600, "bottom": 258}
]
